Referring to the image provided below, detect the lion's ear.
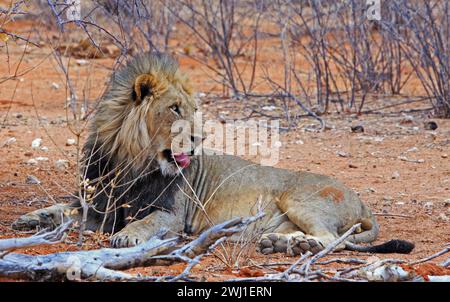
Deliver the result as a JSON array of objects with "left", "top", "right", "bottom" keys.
[{"left": 132, "top": 74, "right": 157, "bottom": 104}]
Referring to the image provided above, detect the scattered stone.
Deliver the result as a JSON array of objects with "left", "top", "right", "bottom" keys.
[
  {"left": 55, "top": 159, "right": 69, "bottom": 170},
  {"left": 2, "top": 137, "right": 16, "bottom": 147},
  {"left": 424, "top": 201, "right": 433, "bottom": 208},
  {"left": 366, "top": 187, "right": 376, "bottom": 193},
  {"left": 442, "top": 154, "right": 448, "bottom": 159},
  {"left": 35, "top": 157, "right": 48, "bottom": 161},
  {"left": 75, "top": 59, "right": 88, "bottom": 66},
  {"left": 51, "top": 82, "right": 60, "bottom": 90},
  {"left": 13, "top": 113, "right": 23, "bottom": 119},
  {"left": 295, "top": 140, "right": 304, "bottom": 145},
  {"left": 424, "top": 121, "right": 438, "bottom": 131},
  {"left": 392, "top": 171, "right": 400, "bottom": 179},
  {"left": 197, "top": 92, "right": 206, "bottom": 98},
  {"left": 395, "top": 202, "right": 405, "bottom": 206},
  {"left": 438, "top": 213, "right": 448, "bottom": 221},
  {"left": 262, "top": 105, "right": 277, "bottom": 111},
  {"left": 26, "top": 175, "right": 41, "bottom": 185},
  {"left": 66, "top": 138, "right": 76, "bottom": 146},
  {"left": 24, "top": 151, "right": 33, "bottom": 157},
  {"left": 406, "top": 147, "right": 418, "bottom": 153},
  {"left": 398, "top": 156, "right": 425, "bottom": 163},
  {"left": 337, "top": 151, "right": 350, "bottom": 158},
  {"left": 399, "top": 115, "right": 414, "bottom": 125},
  {"left": 349, "top": 164, "right": 358, "bottom": 169},
  {"left": 26, "top": 158, "right": 38, "bottom": 165},
  {"left": 351, "top": 125, "right": 364, "bottom": 133},
  {"left": 41, "top": 146, "right": 49, "bottom": 152},
  {"left": 31, "top": 138, "right": 42, "bottom": 149}
]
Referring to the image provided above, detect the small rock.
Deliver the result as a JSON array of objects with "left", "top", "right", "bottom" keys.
[
  {"left": 442, "top": 154, "right": 448, "bottom": 159},
  {"left": 351, "top": 125, "right": 364, "bottom": 133},
  {"left": 51, "top": 82, "right": 60, "bottom": 90},
  {"left": 75, "top": 59, "right": 88, "bottom": 66},
  {"left": 424, "top": 121, "right": 438, "bottom": 130},
  {"left": 295, "top": 140, "right": 304, "bottom": 145},
  {"left": 26, "top": 158, "right": 38, "bottom": 165},
  {"left": 424, "top": 201, "right": 433, "bottom": 208},
  {"left": 406, "top": 147, "right": 418, "bottom": 153},
  {"left": 395, "top": 202, "right": 405, "bottom": 206},
  {"left": 197, "top": 92, "right": 206, "bottom": 98},
  {"left": 31, "top": 138, "right": 42, "bottom": 149},
  {"left": 392, "top": 171, "right": 400, "bottom": 179},
  {"left": 13, "top": 113, "right": 23, "bottom": 119},
  {"left": 26, "top": 175, "right": 41, "bottom": 185},
  {"left": 55, "top": 159, "right": 69, "bottom": 170},
  {"left": 24, "top": 151, "right": 33, "bottom": 157},
  {"left": 35, "top": 157, "right": 48, "bottom": 161},
  {"left": 40, "top": 146, "right": 49, "bottom": 152},
  {"left": 349, "top": 164, "right": 358, "bottom": 169},
  {"left": 337, "top": 151, "right": 350, "bottom": 158},
  {"left": 438, "top": 213, "right": 448, "bottom": 221},
  {"left": 2, "top": 137, "right": 16, "bottom": 147},
  {"left": 66, "top": 138, "right": 76, "bottom": 146},
  {"left": 366, "top": 187, "right": 376, "bottom": 193},
  {"left": 262, "top": 105, "right": 277, "bottom": 111}
]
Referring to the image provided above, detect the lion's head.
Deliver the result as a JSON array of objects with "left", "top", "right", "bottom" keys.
[{"left": 89, "top": 52, "right": 199, "bottom": 177}]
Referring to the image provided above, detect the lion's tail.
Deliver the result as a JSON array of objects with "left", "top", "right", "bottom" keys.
[{"left": 344, "top": 210, "right": 415, "bottom": 254}]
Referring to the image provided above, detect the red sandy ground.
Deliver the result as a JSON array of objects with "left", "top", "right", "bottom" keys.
[{"left": 0, "top": 18, "right": 449, "bottom": 281}]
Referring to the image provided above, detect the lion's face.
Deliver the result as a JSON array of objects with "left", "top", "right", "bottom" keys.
[
  {"left": 93, "top": 54, "right": 201, "bottom": 177},
  {"left": 141, "top": 76, "right": 199, "bottom": 176}
]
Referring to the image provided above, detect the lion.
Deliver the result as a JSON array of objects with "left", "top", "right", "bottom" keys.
[{"left": 12, "top": 52, "right": 414, "bottom": 255}]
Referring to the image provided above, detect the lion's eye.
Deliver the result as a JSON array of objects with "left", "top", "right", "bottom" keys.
[{"left": 170, "top": 104, "right": 181, "bottom": 116}]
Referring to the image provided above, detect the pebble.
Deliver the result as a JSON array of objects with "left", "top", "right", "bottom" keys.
[
  {"left": 26, "top": 175, "right": 41, "bottom": 185},
  {"left": 26, "top": 158, "right": 38, "bottom": 165},
  {"left": 51, "top": 82, "right": 60, "bottom": 90},
  {"left": 75, "top": 59, "right": 88, "bottom": 66},
  {"left": 351, "top": 125, "right": 364, "bottom": 133},
  {"left": 2, "top": 137, "right": 16, "bottom": 147},
  {"left": 35, "top": 156, "right": 48, "bottom": 161},
  {"left": 55, "top": 159, "right": 69, "bottom": 170},
  {"left": 41, "top": 146, "right": 49, "bottom": 152},
  {"left": 391, "top": 171, "right": 400, "bottom": 179},
  {"left": 31, "top": 138, "right": 42, "bottom": 149},
  {"left": 66, "top": 138, "right": 76, "bottom": 146},
  {"left": 337, "top": 151, "right": 350, "bottom": 157},
  {"left": 424, "top": 201, "right": 433, "bottom": 208}
]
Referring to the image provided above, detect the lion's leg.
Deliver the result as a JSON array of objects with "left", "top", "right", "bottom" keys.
[
  {"left": 110, "top": 210, "right": 184, "bottom": 248},
  {"left": 12, "top": 204, "right": 80, "bottom": 231}
]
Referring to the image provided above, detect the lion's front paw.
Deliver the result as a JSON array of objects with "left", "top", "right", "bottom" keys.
[
  {"left": 12, "top": 210, "right": 58, "bottom": 231},
  {"left": 110, "top": 230, "right": 146, "bottom": 248}
]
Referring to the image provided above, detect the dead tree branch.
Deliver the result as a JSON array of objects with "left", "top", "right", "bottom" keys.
[{"left": 0, "top": 215, "right": 263, "bottom": 281}]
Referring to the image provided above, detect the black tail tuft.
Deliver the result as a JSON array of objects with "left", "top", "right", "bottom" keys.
[{"left": 367, "top": 239, "right": 415, "bottom": 254}]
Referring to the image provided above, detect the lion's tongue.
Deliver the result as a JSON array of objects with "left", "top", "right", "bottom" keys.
[{"left": 173, "top": 152, "right": 190, "bottom": 168}]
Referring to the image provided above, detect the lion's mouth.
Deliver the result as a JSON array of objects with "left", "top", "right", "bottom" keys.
[{"left": 162, "top": 149, "right": 191, "bottom": 168}]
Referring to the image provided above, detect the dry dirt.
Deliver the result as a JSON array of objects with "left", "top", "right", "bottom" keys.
[{"left": 0, "top": 21, "right": 449, "bottom": 282}]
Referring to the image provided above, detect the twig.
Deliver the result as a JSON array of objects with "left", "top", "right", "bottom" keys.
[
  {"left": 409, "top": 246, "right": 450, "bottom": 266},
  {"left": 0, "top": 220, "right": 72, "bottom": 254}
]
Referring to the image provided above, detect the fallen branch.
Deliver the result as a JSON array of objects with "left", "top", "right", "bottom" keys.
[
  {"left": 0, "top": 215, "right": 263, "bottom": 281},
  {"left": 0, "top": 220, "right": 72, "bottom": 255}
]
